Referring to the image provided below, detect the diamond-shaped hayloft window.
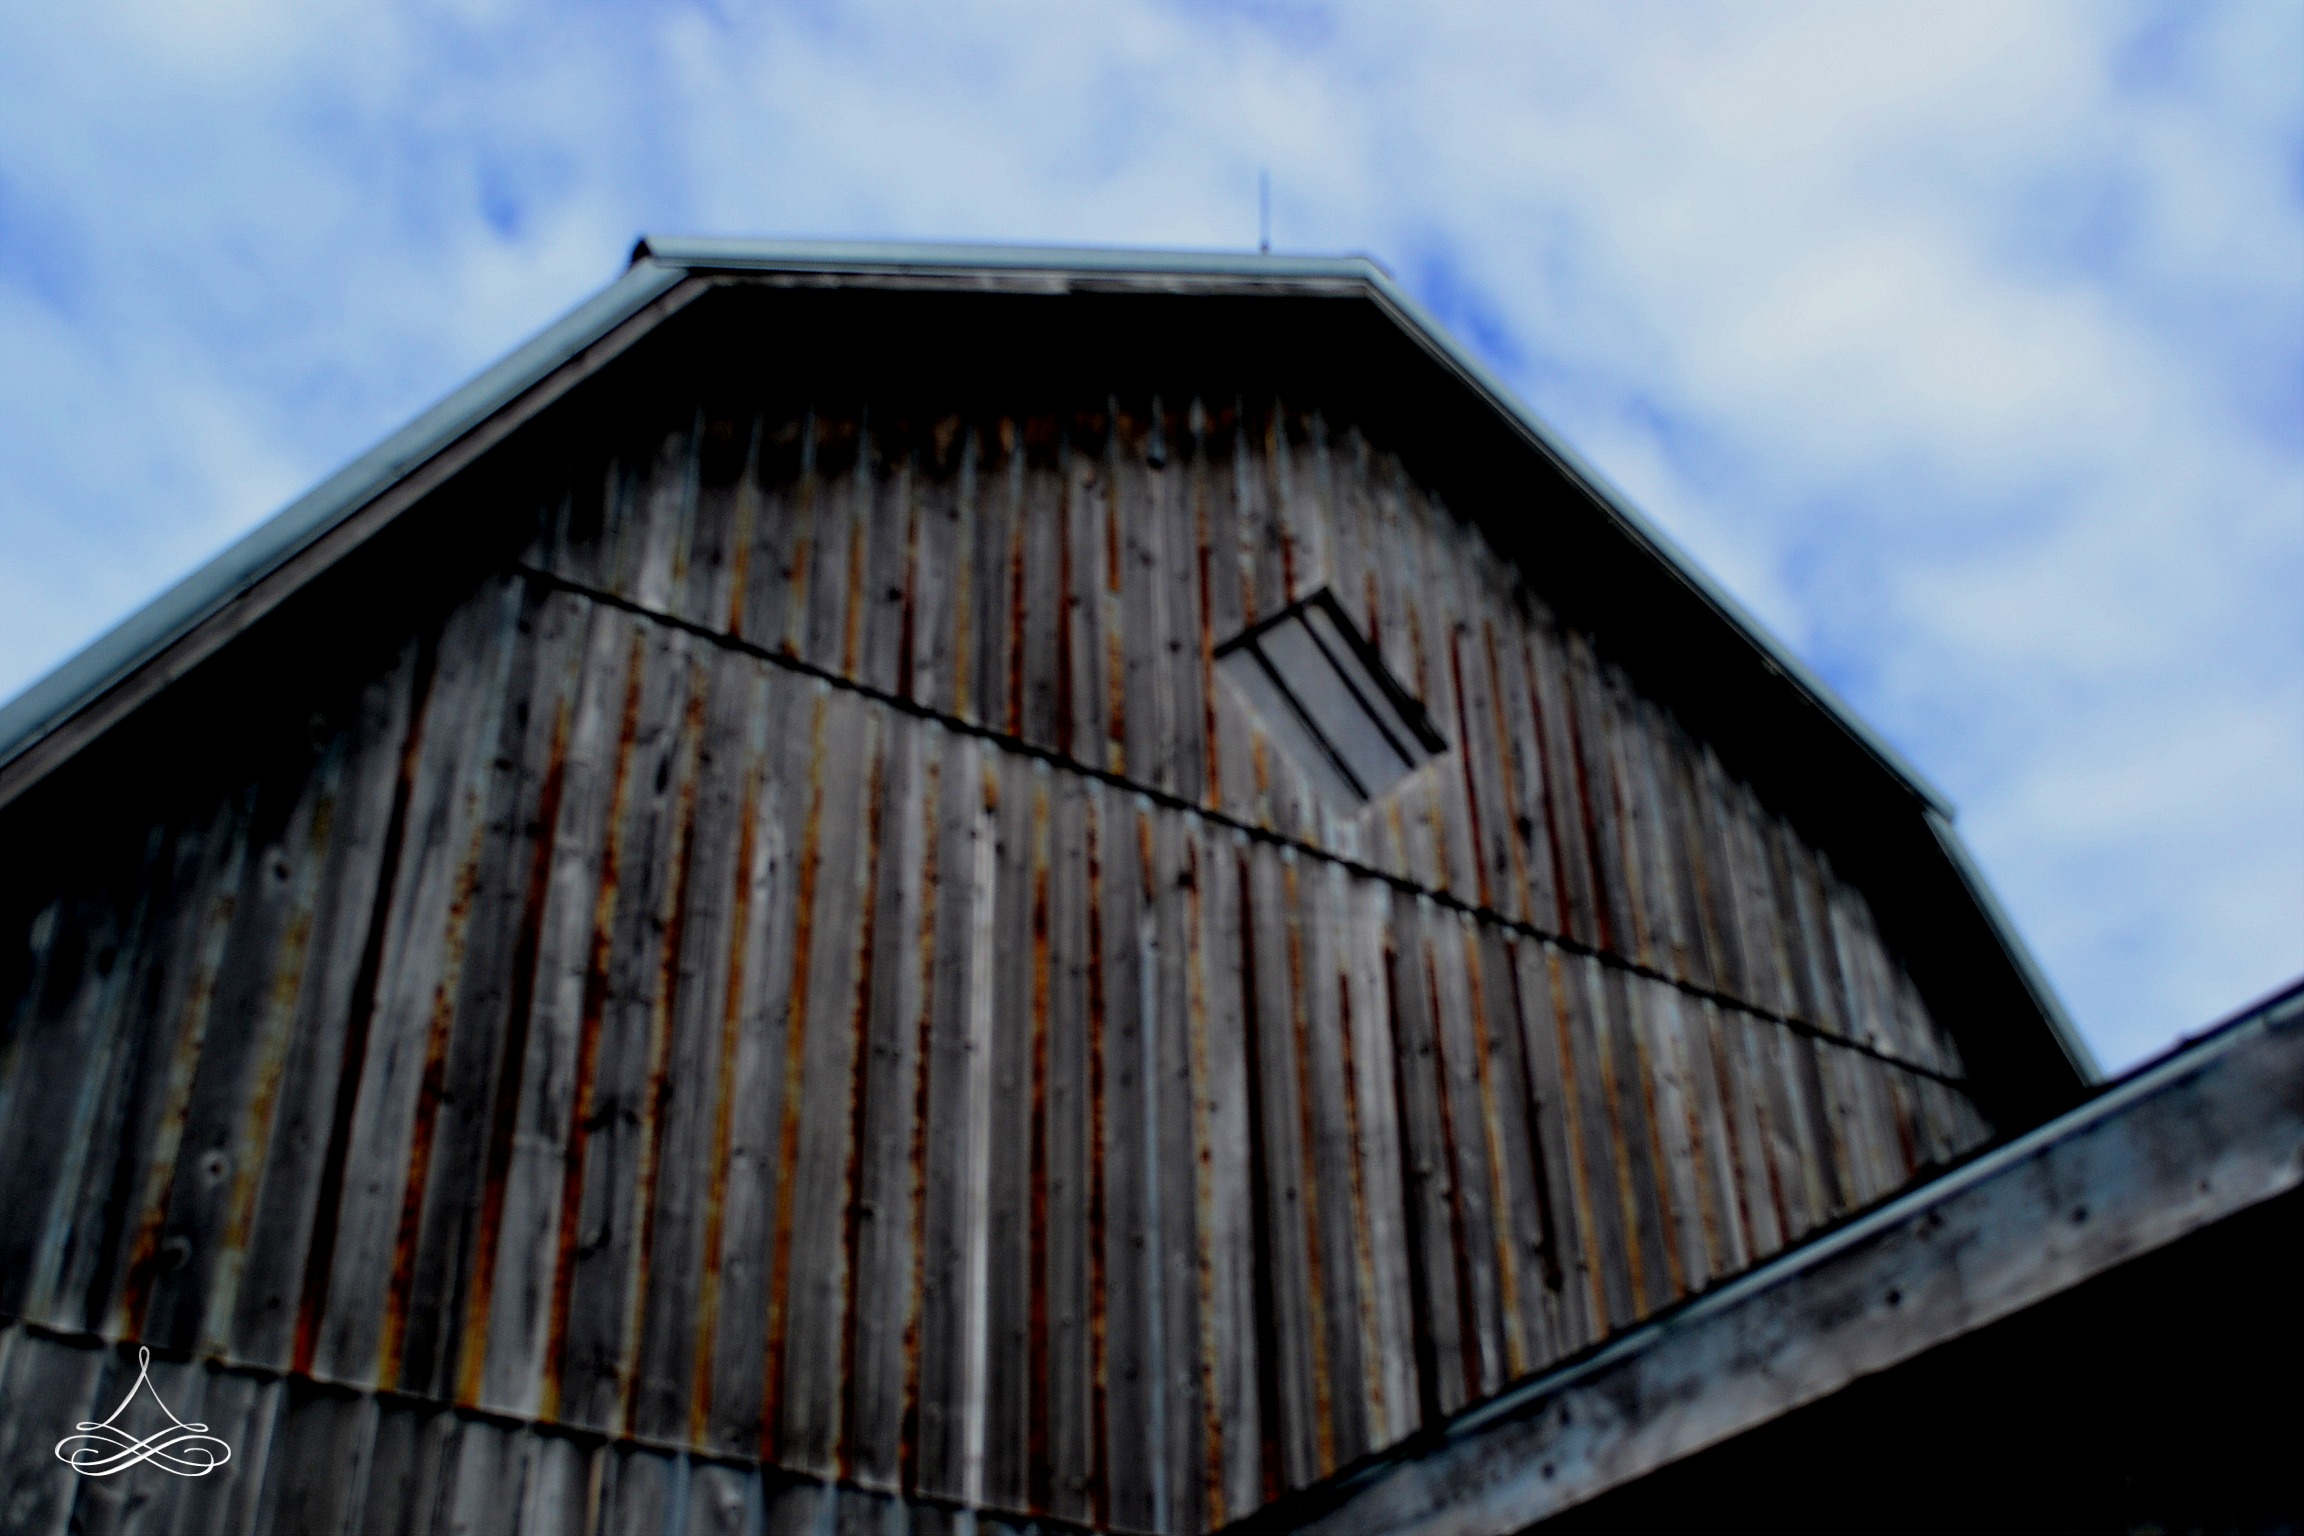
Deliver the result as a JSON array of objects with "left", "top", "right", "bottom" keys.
[{"left": 1216, "top": 590, "right": 1448, "bottom": 807}]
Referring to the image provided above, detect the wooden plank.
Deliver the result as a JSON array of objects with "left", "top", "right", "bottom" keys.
[
  {"left": 310, "top": 578, "right": 524, "bottom": 1387},
  {"left": 1145, "top": 806, "right": 1210, "bottom": 1535},
  {"left": 1062, "top": 413, "right": 1113, "bottom": 775},
  {"left": 1620, "top": 699, "right": 1698, "bottom": 985},
  {"left": 1296, "top": 857, "right": 1376, "bottom": 1467},
  {"left": 471, "top": 601, "right": 643, "bottom": 1419},
  {"left": 1186, "top": 820, "right": 1263, "bottom": 1524},
  {"left": 1720, "top": 776, "right": 1793, "bottom": 1021},
  {"left": 1520, "top": 628, "right": 1601, "bottom": 951},
  {"left": 1468, "top": 922, "right": 1563, "bottom": 1377},
  {"left": 1161, "top": 403, "right": 1210, "bottom": 809},
  {"left": 552, "top": 617, "right": 709, "bottom": 1433},
  {"left": 802, "top": 412, "right": 864, "bottom": 680},
  {"left": 623, "top": 414, "right": 699, "bottom": 615},
  {"left": 391, "top": 578, "right": 581, "bottom": 1400},
  {"left": 1758, "top": 810, "right": 1827, "bottom": 1030},
  {"left": 1671, "top": 993, "right": 1752, "bottom": 1281},
  {"left": 72, "top": 792, "right": 254, "bottom": 1343},
  {"left": 1554, "top": 955, "right": 1638, "bottom": 1332},
  {"left": 1475, "top": 616, "right": 1543, "bottom": 930},
  {"left": 1386, "top": 485, "right": 1453, "bottom": 896},
  {"left": 766, "top": 692, "right": 885, "bottom": 1473},
  {"left": 860, "top": 417, "right": 913, "bottom": 698},
  {"left": 1424, "top": 908, "right": 1508, "bottom": 1403},
  {"left": 684, "top": 406, "right": 753, "bottom": 639},
  {"left": 1017, "top": 418, "right": 1068, "bottom": 755},
  {"left": 597, "top": 1444, "right": 680, "bottom": 1536},
  {"left": 1645, "top": 717, "right": 1724, "bottom": 993},
  {"left": 906, "top": 416, "right": 967, "bottom": 718},
  {"left": 1417, "top": 511, "right": 1488, "bottom": 908},
  {"left": 6, "top": 844, "right": 161, "bottom": 1331},
  {"left": 226, "top": 646, "right": 424, "bottom": 1370},
  {"left": 734, "top": 412, "right": 808, "bottom": 656},
  {"left": 1115, "top": 404, "right": 1168, "bottom": 794},
  {"left": 167, "top": 1367, "right": 282, "bottom": 1536},
  {"left": 1627, "top": 979, "right": 1714, "bottom": 1298},
  {"left": 521, "top": 1430, "right": 601, "bottom": 1536},
  {"left": 1750, "top": 1012, "right": 1828, "bottom": 1242},
  {"left": 1337, "top": 876, "right": 1418, "bottom": 1450},
  {"left": 142, "top": 725, "right": 355, "bottom": 1357},
  {"left": 1381, "top": 899, "right": 1471, "bottom": 1422},
  {"left": 1095, "top": 788, "right": 1157, "bottom": 1533},
  {"left": 1560, "top": 636, "right": 1639, "bottom": 963},
  {"left": 692, "top": 667, "right": 813, "bottom": 1455},
  {"left": 976, "top": 750, "right": 1043, "bottom": 1509},
  {"left": 627, "top": 642, "right": 770, "bottom": 1444},
  {"left": 254, "top": 1382, "right": 378, "bottom": 1536},
  {"left": 840, "top": 710, "right": 936, "bottom": 1487},
  {"left": 903, "top": 733, "right": 997, "bottom": 1504},
  {"left": 1244, "top": 844, "right": 1326, "bottom": 1490},
  {"left": 1707, "top": 1005, "right": 1787, "bottom": 1262},
  {"left": 975, "top": 421, "right": 1024, "bottom": 737},
  {"left": 682, "top": 1458, "right": 757, "bottom": 1536},
  {"left": 1037, "top": 770, "right": 1097, "bottom": 1522},
  {"left": 1197, "top": 405, "right": 1256, "bottom": 828},
  {"left": 0, "top": 1326, "right": 104, "bottom": 1529},
  {"left": 1514, "top": 943, "right": 1601, "bottom": 1357}
]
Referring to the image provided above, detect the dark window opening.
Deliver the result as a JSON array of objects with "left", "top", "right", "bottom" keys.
[{"left": 1216, "top": 590, "right": 1447, "bottom": 808}]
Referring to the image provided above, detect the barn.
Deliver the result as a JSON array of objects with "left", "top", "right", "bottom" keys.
[{"left": 2, "top": 241, "right": 2284, "bottom": 1535}]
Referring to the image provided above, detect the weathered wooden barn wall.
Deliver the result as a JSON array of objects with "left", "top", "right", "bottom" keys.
[{"left": 0, "top": 386, "right": 1989, "bottom": 1535}]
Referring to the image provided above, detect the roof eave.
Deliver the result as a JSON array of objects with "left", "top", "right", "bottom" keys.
[{"left": 0, "top": 256, "right": 694, "bottom": 797}]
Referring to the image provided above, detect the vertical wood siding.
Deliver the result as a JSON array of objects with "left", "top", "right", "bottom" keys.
[{"left": 0, "top": 395, "right": 1990, "bottom": 1535}]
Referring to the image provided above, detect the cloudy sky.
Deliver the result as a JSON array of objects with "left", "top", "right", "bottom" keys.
[{"left": 1, "top": 0, "right": 2297, "bottom": 1071}]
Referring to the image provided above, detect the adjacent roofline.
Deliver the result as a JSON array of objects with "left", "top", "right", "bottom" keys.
[{"left": 1242, "top": 976, "right": 2301, "bottom": 1534}]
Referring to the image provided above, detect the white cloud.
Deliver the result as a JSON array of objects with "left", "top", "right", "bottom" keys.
[{"left": 0, "top": 0, "right": 2296, "bottom": 1070}]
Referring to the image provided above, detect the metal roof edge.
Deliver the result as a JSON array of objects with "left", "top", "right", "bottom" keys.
[
  {"left": 1351, "top": 266, "right": 1955, "bottom": 819},
  {"left": 632, "top": 234, "right": 1389, "bottom": 284},
  {"left": 1925, "top": 806, "right": 2099, "bottom": 1084},
  {"left": 0, "top": 257, "right": 689, "bottom": 780}
]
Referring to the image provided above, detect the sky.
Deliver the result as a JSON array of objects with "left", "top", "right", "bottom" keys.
[{"left": 0, "top": 0, "right": 2297, "bottom": 1072}]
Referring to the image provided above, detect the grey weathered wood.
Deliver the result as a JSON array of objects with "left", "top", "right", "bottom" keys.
[
  {"left": 227, "top": 647, "right": 423, "bottom": 1370},
  {"left": 977, "top": 750, "right": 1040, "bottom": 1508},
  {"left": 0, "top": 355, "right": 2016, "bottom": 1536},
  {"left": 252, "top": 1382, "right": 377, "bottom": 1536},
  {"left": 910, "top": 731, "right": 1000, "bottom": 1504},
  {"left": 1244, "top": 843, "right": 1324, "bottom": 1490},
  {"left": 840, "top": 705, "right": 934, "bottom": 1486},
  {"left": 766, "top": 691, "right": 882, "bottom": 1471},
  {"left": 143, "top": 732, "right": 351, "bottom": 1357},
  {"left": 312, "top": 579, "right": 525, "bottom": 1387},
  {"left": 553, "top": 616, "right": 707, "bottom": 1432},
  {"left": 1146, "top": 806, "right": 1210, "bottom": 1535},
  {"left": 392, "top": 580, "right": 581, "bottom": 1400},
  {"left": 627, "top": 642, "right": 766, "bottom": 1444}
]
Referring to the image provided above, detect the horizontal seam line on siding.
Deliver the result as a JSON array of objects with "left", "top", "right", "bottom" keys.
[
  {"left": 2, "top": 1314, "right": 1106, "bottom": 1532},
  {"left": 512, "top": 562, "right": 1971, "bottom": 1092}
]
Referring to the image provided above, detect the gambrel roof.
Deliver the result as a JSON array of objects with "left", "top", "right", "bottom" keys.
[{"left": 0, "top": 238, "right": 2094, "bottom": 1117}]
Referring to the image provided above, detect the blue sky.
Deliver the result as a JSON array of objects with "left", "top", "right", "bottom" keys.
[{"left": 1, "top": 0, "right": 2297, "bottom": 1070}]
